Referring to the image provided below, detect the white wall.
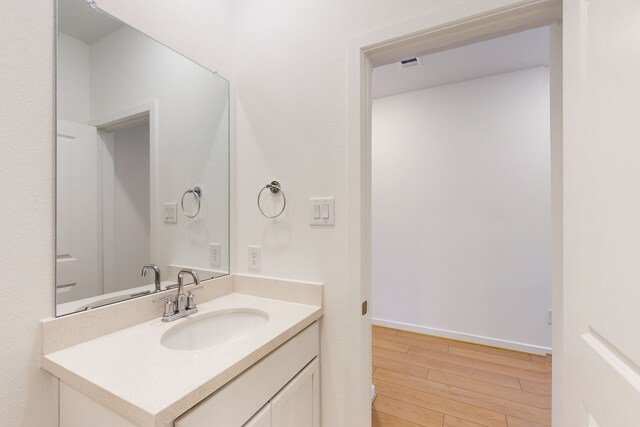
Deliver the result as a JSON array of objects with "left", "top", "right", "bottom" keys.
[
  {"left": 0, "top": 1, "right": 59, "bottom": 425},
  {"left": 57, "top": 33, "right": 91, "bottom": 123},
  {"left": 0, "top": 1, "right": 233, "bottom": 425},
  {"left": 371, "top": 67, "right": 552, "bottom": 352}
]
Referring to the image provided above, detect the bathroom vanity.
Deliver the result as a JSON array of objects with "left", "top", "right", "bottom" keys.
[
  {"left": 46, "top": 3, "right": 323, "bottom": 425},
  {"left": 41, "top": 275, "right": 323, "bottom": 427}
]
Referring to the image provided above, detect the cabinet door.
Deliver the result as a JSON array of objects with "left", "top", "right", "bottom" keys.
[
  {"left": 175, "top": 324, "right": 319, "bottom": 427},
  {"left": 60, "top": 382, "right": 137, "bottom": 427},
  {"left": 271, "top": 358, "right": 319, "bottom": 427},
  {"left": 243, "top": 403, "right": 271, "bottom": 427}
]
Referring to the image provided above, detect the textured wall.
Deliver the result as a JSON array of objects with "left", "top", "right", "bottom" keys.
[{"left": 0, "top": 1, "right": 59, "bottom": 425}]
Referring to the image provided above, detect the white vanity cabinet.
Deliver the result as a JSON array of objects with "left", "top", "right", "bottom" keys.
[
  {"left": 269, "top": 358, "right": 319, "bottom": 427},
  {"left": 175, "top": 322, "right": 319, "bottom": 427},
  {"left": 243, "top": 404, "right": 271, "bottom": 427},
  {"left": 241, "top": 358, "right": 319, "bottom": 427},
  {"left": 58, "top": 322, "right": 319, "bottom": 427}
]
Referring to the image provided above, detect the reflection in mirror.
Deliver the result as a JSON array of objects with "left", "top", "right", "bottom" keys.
[{"left": 56, "top": 0, "right": 229, "bottom": 316}]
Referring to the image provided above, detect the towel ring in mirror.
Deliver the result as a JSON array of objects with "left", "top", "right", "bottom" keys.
[
  {"left": 257, "top": 181, "right": 286, "bottom": 219},
  {"left": 181, "top": 187, "right": 202, "bottom": 218}
]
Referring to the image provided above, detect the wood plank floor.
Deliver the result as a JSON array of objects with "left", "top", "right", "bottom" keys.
[{"left": 372, "top": 326, "right": 551, "bottom": 427}]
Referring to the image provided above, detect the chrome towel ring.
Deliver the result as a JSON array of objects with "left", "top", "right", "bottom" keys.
[
  {"left": 257, "top": 181, "right": 286, "bottom": 218},
  {"left": 181, "top": 186, "right": 202, "bottom": 218}
]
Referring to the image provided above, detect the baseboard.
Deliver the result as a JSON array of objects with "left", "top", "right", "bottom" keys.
[{"left": 372, "top": 317, "right": 552, "bottom": 355}]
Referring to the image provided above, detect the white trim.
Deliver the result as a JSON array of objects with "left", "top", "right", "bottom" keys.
[
  {"left": 372, "top": 318, "right": 552, "bottom": 355},
  {"left": 549, "top": 20, "right": 563, "bottom": 427},
  {"left": 90, "top": 101, "right": 155, "bottom": 130},
  {"left": 347, "top": 1, "right": 562, "bottom": 424}
]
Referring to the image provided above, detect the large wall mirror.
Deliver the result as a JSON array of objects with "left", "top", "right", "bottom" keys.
[{"left": 56, "top": 0, "right": 229, "bottom": 316}]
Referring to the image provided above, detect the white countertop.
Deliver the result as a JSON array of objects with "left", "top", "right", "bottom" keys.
[{"left": 42, "top": 292, "right": 322, "bottom": 427}]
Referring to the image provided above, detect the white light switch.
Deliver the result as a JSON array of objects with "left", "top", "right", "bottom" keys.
[
  {"left": 321, "top": 203, "right": 330, "bottom": 219},
  {"left": 310, "top": 197, "right": 335, "bottom": 226},
  {"left": 210, "top": 243, "right": 221, "bottom": 267},
  {"left": 164, "top": 203, "right": 177, "bottom": 224},
  {"left": 248, "top": 246, "right": 261, "bottom": 271}
]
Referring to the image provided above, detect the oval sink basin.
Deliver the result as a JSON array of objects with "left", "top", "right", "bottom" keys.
[{"left": 161, "top": 309, "right": 269, "bottom": 351}]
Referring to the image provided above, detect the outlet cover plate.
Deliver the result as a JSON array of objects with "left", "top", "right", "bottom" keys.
[
  {"left": 209, "top": 243, "right": 221, "bottom": 267},
  {"left": 248, "top": 246, "right": 261, "bottom": 271}
]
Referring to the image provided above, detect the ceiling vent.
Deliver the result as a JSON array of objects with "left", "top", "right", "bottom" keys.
[{"left": 399, "top": 57, "right": 422, "bottom": 69}]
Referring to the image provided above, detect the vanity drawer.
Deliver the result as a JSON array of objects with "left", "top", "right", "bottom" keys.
[{"left": 175, "top": 321, "right": 319, "bottom": 427}]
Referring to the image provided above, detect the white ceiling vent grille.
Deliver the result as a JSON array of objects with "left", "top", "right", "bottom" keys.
[{"left": 399, "top": 57, "right": 422, "bottom": 69}]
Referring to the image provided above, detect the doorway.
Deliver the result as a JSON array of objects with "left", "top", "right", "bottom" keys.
[
  {"left": 371, "top": 26, "right": 552, "bottom": 352},
  {"left": 97, "top": 117, "right": 152, "bottom": 295},
  {"left": 370, "top": 27, "right": 554, "bottom": 424},
  {"left": 346, "top": 1, "right": 563, "bottom": 426}
]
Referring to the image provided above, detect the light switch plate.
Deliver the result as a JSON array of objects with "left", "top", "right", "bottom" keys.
[
  {"left": 248, "top": 246, "right": 261, "bottom": 271},
  {"left": 310, "top": 197, "right": 335, "bottom": 226},
  {"left": 163, "top": 203, "right": 177, "bottom": 224},
  {"left": 209, "top": 243, "right": 221, "bottom": 267}
]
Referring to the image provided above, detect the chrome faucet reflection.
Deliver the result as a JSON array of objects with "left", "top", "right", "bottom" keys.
[
  {"left": 141, "top": 264, "right": 162, "bottom": 293},
  {"left": 153, "top": 269, "right": 201, "bottom": 322}
]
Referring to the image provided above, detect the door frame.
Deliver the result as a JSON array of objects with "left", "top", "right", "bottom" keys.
[
  {"left": 346, "top": 0, "right": 563, "bottom": 425},
  {"left": 90, "top": 101, "right": 159, "bottom": 270}
]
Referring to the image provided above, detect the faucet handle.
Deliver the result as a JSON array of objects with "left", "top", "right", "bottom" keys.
[
  {"left": 153, "top": 295, "right": 175, "bottom": 317},
  {"left": 186, "top": 287, "right": 203, "bottom": 310}
]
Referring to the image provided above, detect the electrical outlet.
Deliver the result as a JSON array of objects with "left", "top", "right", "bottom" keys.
[
  {"left": 547, "top": 309, "right": 552, "bottom": 325},
  {"left": 248, "top": 246, "right": 261, "bottom": 271},
  {"left": 209, "top": 243, "right": 221, "bottom": 267}
]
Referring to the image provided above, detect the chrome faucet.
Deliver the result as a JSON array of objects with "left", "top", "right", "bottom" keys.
[
  {"left": 153, "top": 269, "right": 201, "bottom": 322},
  {"left": 176, "top": 269, "right": 199, "bottom": 312},
  {"left": 141, "top": 264, "right": 162, "bottom": 292}
]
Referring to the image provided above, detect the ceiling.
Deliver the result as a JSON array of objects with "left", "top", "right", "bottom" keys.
[
  {"left": 58, "top": 0, "right": 124, "bottom": 44},
  {"left": 372, "top": 27, "right": 549, "bottom": 99}
]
